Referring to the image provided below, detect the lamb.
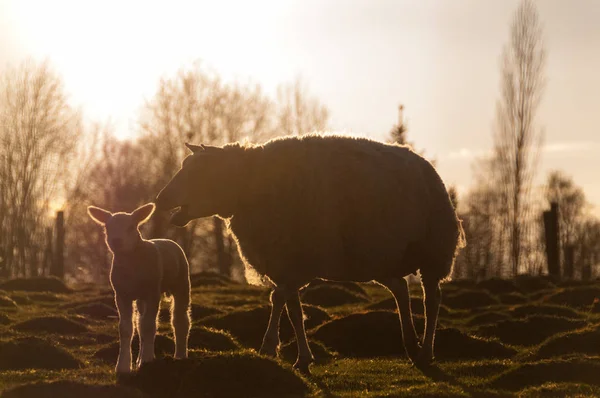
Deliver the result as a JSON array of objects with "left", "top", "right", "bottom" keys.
[
  {"left": 154, "top": 134, "right": 465, "bottom": 374},
  {"left": 87, "top": 203, "right": 191, "bottom": 374}
]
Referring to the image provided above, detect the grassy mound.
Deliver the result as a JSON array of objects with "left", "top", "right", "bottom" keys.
[
  {"left": 465, "top": 311, "right": 511, "bottom": 327},
  {"left": 488, "top": 358, "right": 600, "bottom": 391},
  {"left": 536, "top": 324, "right": 600, "bottom": 358},
  {"left": 27, "top": 292, "right": 64, "bottom": 302},
  {"left": 591, "top": 299, "right": 600, "bottom": 313},
  {"left": 305, "top": 279, "right": 370, "bottom": 298},
  {"left": 546, "top": 286, "right": 600, "bottom": 308},
  {"left": 0, "top": 337, "right": 81, "bottom": 370},
  {"left": 71, "top": 303, "right": 118, "bottom": 319},
  {"left": 364, "top": 297, "right": 451, "bottom": 317},
  {"left": 199, "top": 304, "right": 330, "bottom": 349},
  {"left": 476, "top": 315, "right": 587, "bottom": 346},
  {"left": 12, "top": 316, "right": 88, "bottom": 335},
  {"left": 188, "top": 326, "right": 240, "bottom": 352},
  {"left": 497, "top": 292, "right": 529, "bottom": 305},
  {"left": 434, "top": 327, "right": 517, "bottom": 360},
  {"left": 0, "top": 277, "right": 71, "bottom": 293},
  {"left": 93, "top": 334, "right": 175, "bottom": 364},
  {"left": 514, "top": 275, "right": 557, "bottom": 291},
  {"left": 509, "top": 303, "right": 584, "bottom": 319},
  {"left": 517, "top": 382, "right": 600, "bottom": 398},
  {"left": 301, "top": 284, "right": 369, "bottom": 307},
  {"left": 125, "top": 352, "right": 310, "bottom": 398},
  {"left": 476, "top": 278, "right": 521, "bottom": 295},
  {"left": 9, "top": 294, "right": 32, "bottom": 306},
  {"left": 0, "top": 295, "right": 18, "bottom": 309},
  {"left": 279, "top": 340, "right": 337, "bottom": 365},
  {"left": 443, "top": 290, "right": 500, "bottom": 309},
  {"left": 0, "top": 314, "right": 11, "bottom": 325},
  {"left": 159, "top": 303, "right": 222, "bottom": 323},
  {"left": 1, "top": 381, "right": 145, "bottom": 398}
]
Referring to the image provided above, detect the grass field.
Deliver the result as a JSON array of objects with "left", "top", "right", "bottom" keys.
[{"left": 0, "top": 274, "right": 599, "bottom": 397}]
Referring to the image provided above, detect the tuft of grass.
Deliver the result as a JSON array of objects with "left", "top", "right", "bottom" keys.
[
  {"left": 0, "top": 277, "right": 71, "bottom": 294},
  {"left": 434, "top": 328, "right": 517, "bottom": 360},
  {"left": 488, "top": 358, "right": 600, "bottom": 391},
  {"left": 0, "top": 337, "right": 81, "bottom": 370},
  {"left": 508, "top": 303, "right": 585, "bottom": 320},
  {"left": 187, "top": 326, "right": 241, "bottom": 352},
  {"left": 12, "top": 316, "right": 88, "bottom": 335},
  {"left": 535, "top": 323, "right": 600, "bottom": 359},
  {"left": 516, "top": 382, "right": 600, "bottom": 397},
  {"left": 124, "top": 351, "right": 311, "bottom": 398},
  {"left": 301, "top": 284, "right": 369, "bottom": 307},
  {"left": 443, "top": 290, "right": 500, "bottom": 310},
  {"left": 465, "top": 311, "right": 511, "bottom": 327},
  {"left": 476, "top": 315, "right": 587, "bottom": 346},
  {"left": 497, "top": 292, "right": 529, "bottom": 305},
  {"left": 545, "top": 285, "right": 600, "bottom": 308}
]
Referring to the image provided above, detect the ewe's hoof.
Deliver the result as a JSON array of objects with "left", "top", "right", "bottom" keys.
[
  {"left": 414, "top": 351, "right": 435, "bottom": 369},
  {"left": 293, "top": 361, "right": 312, "bottom": 375}
]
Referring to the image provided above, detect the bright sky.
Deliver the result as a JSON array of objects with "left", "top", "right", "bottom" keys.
[{"left": 1, "top": 0, "right": 599, "bottom": 212}]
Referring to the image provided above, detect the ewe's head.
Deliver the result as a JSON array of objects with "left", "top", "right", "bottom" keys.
[
  {"left": 87, "top": 203, "right": 155, "bottom": 254},
  {"left": 155, "top": 143, "right": 238, "bottom": 227}
]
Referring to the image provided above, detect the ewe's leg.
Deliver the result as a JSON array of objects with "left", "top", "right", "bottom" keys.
[
  {"left": 115, "top": 296, "right": 134, "bottom": 374},
  {"left": 418, "top": 278, "right": 441, "bottom": 366},
  {"left": 379, "top": 278, "right": 420, "bottom": 362},
  {"left": 172, "top": 291, "right": 191, "bottom": 359},
  {"left": 137, "top": 297, "right": 160, "bottom": 368},
  {"left": 285, "top": 290, "right": 314, "bottom": 374},
  {"left": 259, "top": 288, "right": 286, "bottom": 357}
]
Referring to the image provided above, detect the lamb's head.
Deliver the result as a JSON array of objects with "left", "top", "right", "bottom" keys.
[
  {"left": 155, "top": 143, "right": 237, "bottom": 227},
  {"left": 87, "top": 203, "right": 155, "bottom": 254}
]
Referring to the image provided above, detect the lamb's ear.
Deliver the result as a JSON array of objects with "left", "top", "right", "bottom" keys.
[
  {"left": 185, "top": 143, "right": 203, "bottom": 153},
  {"left": 132, "top": 203, "right": 155, "bottom": 225},
  {"left": 87, "top": 206, "right": 112, "bottom": 225}
]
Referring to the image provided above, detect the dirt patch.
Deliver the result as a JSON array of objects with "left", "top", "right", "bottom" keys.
[
  {"left": 301, "top": 284, "right": 369, "bottom": 307},
  {"left": 93, "top": 334, "right": 175, "bottom": 364},
  {"left": 0, "top": 337, "right": 81, "bottom": 370},
  {"left": 545, "top": 286, "right": 600, "bottom": 308},
  {"left": 124, "top": 352, "right": 310, "bottom": 398},
  {"left": 188, "top": 326, "right": 240, "bottom": 352},
  {"left": 497, "top": 292, "right": 529, "bottom": 305},
  {"left": 280, "top": 340, "right": 337, "bottom": 365},
  {"left": 443, "top": 290, "right": 500, "bottom": 310},
  {"left": 535, "top": 324, "right": 600, "bottom": 358},
  {"left": 476, "top": 315, "right": 587, "bottom": 346},
  {"left": 476, "top": 278, "right": 521, "bottom": 295},
  {"left": 465, "top": 311, "right": 511, "bottom": 327},
  {"left": 0, "top": 277, "right": 71, "bottom": 294},
  {"left": 199, "top": 304, "right": 330, "bottom": 349},
  {"left": 12, "top": 316, "right": 88, "bottom": 335},
  {"left": 71, "top": 303, "right": 118, "bottom": 319},
  {"left": 508, "top": 304, "right": 584, "bottom": 319},
  {"left": 1, "top": 381, "right": 145, "bottom": 398},
  {"left": 488, "top": 358, "right": 600, "bottom": 391}
]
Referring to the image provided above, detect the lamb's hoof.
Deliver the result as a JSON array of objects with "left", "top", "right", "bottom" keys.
[
  {"left": 405, "top": 343, "right": 421, "bottom": 364},
  {"left": 258, "top": 345, "right": 278, "bottom": 358}
]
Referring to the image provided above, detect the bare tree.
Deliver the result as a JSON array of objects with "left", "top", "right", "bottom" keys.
[
  {"left": 493, "top": 0, "right": 546, "bottom": 276},
  {"left": 276, "top": 76, "right": 329, "bottom": 136},
  {"left": 0, "top": 59, "right": 82, "bottom": 278}
]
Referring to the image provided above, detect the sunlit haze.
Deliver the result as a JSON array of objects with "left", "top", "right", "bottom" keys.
[{"left": 1, "top": 0, "right": 599, "bottom": 211}]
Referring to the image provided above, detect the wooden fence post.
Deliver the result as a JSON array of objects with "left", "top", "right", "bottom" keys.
[
  {"left": 50, "top": 211, "right": 65, "bottom": 280},
  {"left": 543, "top": 202, "right": 561, "bottom": 279}
]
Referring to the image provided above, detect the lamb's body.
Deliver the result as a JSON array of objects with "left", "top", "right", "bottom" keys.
[
  {"left": 88, "top": 204, "right": 191, "bottom": 374},
  {"left": 156, "top": 134, "right": 465, "bottom": 373}
]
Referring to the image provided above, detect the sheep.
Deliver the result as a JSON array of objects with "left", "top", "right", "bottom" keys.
[
  {"left": 87, "top": 203, "right": 191, "bottom": 374},
  {"left": 155, "top": 134, "right": 465, "bottom": 374}
]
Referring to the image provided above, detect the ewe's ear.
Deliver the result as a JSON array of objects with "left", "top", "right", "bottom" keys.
[
  {"left": 132, "top": 203, "right": 155, "bottom": 225},
  {"left": 87, "top": 206, "right": 112, "bottom": 225},
  {"left": 185, "top": 143, "right": 203, "bottom": 153}
]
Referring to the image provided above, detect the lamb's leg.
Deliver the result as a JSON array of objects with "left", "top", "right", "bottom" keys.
[
  {"left": 418, "top": 278, "right": 441, "bottom": 366},
  {"left": 285, "top": 289, "right": 314, "bottom": 374},
  {"left": 378, "top": 277, "right": 420, "bottom": 362},
  {"left": 172, "top": 291, "right": 191, "bottom": 359},
  {"left": 259, "top": 287, "right": 286, "bottom": 357},
  {"left": 137, "top": 297, "right": 160, "bottom": 368},
  {"left": 115, "top": 295, "right": 134, "bottom": 374}
]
